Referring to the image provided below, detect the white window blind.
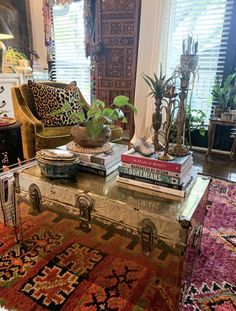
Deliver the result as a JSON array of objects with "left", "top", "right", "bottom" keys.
[
  {"left": 51, "top": 1, "right": 91, "bottom": 104},
  {"left": 167, "top": 0, "right": 234, "bottom": 120}
]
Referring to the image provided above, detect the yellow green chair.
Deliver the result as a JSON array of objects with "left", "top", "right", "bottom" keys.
[{"left": 12, "top": 81, "right": 89, "bottom": 160}]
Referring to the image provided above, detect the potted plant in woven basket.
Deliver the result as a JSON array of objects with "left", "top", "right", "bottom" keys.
[{"left": 51, "top": 95, "right": 136, "bottom": 148}]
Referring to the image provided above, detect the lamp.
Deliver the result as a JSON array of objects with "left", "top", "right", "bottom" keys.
[{"left": 0, "top": 15, "right": 14, "bottom": 73}]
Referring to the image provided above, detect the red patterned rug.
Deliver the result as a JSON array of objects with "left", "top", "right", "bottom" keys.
[
  {"left": 180, "top": 178, "right": 236, "bottom": 310},
  {"left": 1, "top": 178, "right": 235, "bottom": 310},
  {"left": 0, "top": 203, "right": 182, "bottom": 311}
]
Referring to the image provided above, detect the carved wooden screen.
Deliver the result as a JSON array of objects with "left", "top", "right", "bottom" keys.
[{"left": 94, "top": 0, "right": 141, "bottom": 139}]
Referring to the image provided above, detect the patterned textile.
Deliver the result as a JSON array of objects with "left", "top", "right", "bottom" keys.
[
  {"left": 180, "top": 178, "right": 236, "bottom": 310},
  {"left": 0, "top": 204, "right": 182, "bottom": 311},
  {"left": 28, "top": 80, "right": 82, "bottom": 127}
]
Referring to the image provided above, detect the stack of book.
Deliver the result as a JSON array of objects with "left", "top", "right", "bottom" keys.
[
  {"left": 58, "top": 143, "right": 128, "bottom": 177},
  {"left": 117, "top": 149, "right": 196, "bottom": 197}
]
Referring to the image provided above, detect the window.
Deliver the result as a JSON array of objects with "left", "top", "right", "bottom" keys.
[
  {"left": 50, "top": 1, "right": 91, "bottom": 103},
  {"left": 167, "top": 0, "right": 235, "bottom": 120}
]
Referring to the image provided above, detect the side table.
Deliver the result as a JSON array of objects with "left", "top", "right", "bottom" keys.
[
  {"left": 0, "top": 122, "right": 24, "bottom": 169},
  {"left": 206, "top": 118, "right": 236, "bottom": 159}
]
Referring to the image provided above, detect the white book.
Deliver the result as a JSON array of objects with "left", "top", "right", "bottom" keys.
[{"left": 117, "top": 171, "right": 197, "bottom": 198}]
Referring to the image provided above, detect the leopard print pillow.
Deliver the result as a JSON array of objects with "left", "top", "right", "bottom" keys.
[{"left": 28, "top": 80, "right": 83, "bottom": 127}]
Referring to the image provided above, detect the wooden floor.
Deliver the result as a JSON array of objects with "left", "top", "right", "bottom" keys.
[{"left": 193, "top": 149, "right": 236, "bottom": 182}]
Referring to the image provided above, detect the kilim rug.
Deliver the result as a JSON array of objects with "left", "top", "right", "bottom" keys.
[
  {"left": 180, "top": 178, "right": 236, "bottom": 310},
  {"left": 0, "top": 202, "right": 182, "bottom": 311}
]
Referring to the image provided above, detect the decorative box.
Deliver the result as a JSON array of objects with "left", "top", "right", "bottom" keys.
[{"left": 36, "top": 149, "right": 79, "bottom": 178}]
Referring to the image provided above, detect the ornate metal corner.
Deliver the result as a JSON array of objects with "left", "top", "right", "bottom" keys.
[
  {"left": 29, "top": 183, "right": 41, "bottom": 214},
  {"left": 138, "top": 219, "right": 157, "bottom": 256},
  {"left": 75, "top": 193, "right": 94, "bottom": 233}
]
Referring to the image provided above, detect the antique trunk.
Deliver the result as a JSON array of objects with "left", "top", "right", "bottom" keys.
[{"left": 17, "top": 164, "right": 210, "bottom": 255}]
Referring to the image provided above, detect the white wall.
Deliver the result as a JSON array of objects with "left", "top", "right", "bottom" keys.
[{"left": 28, "top": 0, "right": 48, "bottom": 68}]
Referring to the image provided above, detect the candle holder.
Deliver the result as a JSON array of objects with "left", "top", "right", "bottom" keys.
[
  {"left": 169, "top": 51, "right": 199, "bottom": 157},
  {"left": 158, "top": 85, "right": 178, "bottom": 161}
]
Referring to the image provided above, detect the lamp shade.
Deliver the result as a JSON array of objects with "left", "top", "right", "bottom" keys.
[{"left": 0, "top": 15, "right": 14, "bottom": 40}]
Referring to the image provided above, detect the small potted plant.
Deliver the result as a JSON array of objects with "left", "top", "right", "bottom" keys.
[
  {"left": 143, "top": 65, "right": 172, "bottom": 150},
  {"left": 51, "top": 95, "right": 136, "bottom": 148},
  {"left": 211, "top": 73, "right": 236, "bottom": 118},
  {"left": 5, "top": 46, "right": 32, "bottom": 74}
]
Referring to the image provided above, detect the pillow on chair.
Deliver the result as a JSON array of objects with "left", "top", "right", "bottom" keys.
[{"left": 28, "top": 80, "right": 83, "bottom": 127}]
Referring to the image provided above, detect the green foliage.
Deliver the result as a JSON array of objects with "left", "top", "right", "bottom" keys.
[
  {"left": 5, "top": 46, "right": 28, "bottom": 65},
  {"left": 143, "top": 65, "right": 172, "bottom": 100},
  {"left": 51, "top": 95, "right": 136, "bottom": 139},
  {"left": 211, "top": 73, "right": 236, "bottom": 109},
  {"left": 185, "top": 105, "right": 206, "bottom": 137},
  {"left": 170, "top": 105, "right": 206, "bottom": 145}
]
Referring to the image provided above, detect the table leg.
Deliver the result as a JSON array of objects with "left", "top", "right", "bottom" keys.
[
  {"left": 206, "top": 122, "right": 216, "bottom": 157},
  {"left": 230, "top": 135, "right": 236, "bottom": 160}
]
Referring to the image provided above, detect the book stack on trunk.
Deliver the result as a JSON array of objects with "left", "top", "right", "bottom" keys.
[
  {"left": 58, "top": 143, "right": 128, "bottom": 177},
  {"left": 117, "top": 149, "right": 197, "bottom": 197}
]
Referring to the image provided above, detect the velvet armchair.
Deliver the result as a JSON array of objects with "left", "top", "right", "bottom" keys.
[{"left": 12, "top": 81, "right": 89, "bottom": 160}]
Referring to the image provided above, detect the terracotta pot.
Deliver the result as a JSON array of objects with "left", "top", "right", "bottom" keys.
[{"left": 70, "top": 124, "right": 111, "bottom": 148}]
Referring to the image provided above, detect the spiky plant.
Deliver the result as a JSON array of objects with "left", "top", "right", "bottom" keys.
[{"left": 143, "top": 65, "right": 172, "bottom": 103}]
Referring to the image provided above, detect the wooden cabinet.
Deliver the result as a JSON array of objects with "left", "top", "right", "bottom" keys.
[{"left": 0, "top": 74, "right": 23, "bottom": 118}]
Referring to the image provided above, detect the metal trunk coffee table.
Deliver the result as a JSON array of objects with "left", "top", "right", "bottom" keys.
[{"left": 17, "top": 163, "right": 210, "bottom": 256}]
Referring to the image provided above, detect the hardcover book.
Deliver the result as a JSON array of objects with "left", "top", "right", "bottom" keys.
[
  {"left": 58, "top": 143, "right": 128, "bottom": 166},
  {"left": 118, "top": 171, "right": 194, "bottom": 190},
  {"left": 118, "top": 165, "right": 192, "bottom": 186},
  {"left": 117, "top": 171, "right": 197, "bottom": 198},
  {"left": 121, "top": 160, "right": 193, "bottom": 179},
  {"left": 78, "top": 162, "right": 120, "bottom": 177},
  {"left": 121, "top": 149, "right": 192, "bottom": 173}
]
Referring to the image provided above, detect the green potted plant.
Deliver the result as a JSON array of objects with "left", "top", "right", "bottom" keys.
[
  {"left": 143, "top": 65, "right": 172, "bottom": 150},
  {"left": 5, "top": 46, "right": 32, "bottom": 74},
  {"left": 211, "top": 73, "right": 236, "bottom": 118},
  {"left": 51, "top": 95, "right": 136, "bottom": 148},
  {"left": 185, "top": 105, "right": 207, "bottom": 147}
]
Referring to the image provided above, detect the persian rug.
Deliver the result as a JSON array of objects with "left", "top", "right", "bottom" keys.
[
  {"left": 180, "top": 178, "right": 236, "bottom": 310},
  {"left": 0, "top": 203, "right": 182, "bottom": 311}
]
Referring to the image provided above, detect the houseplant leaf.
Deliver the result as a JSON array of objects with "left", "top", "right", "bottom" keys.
[{"left": 86, "top": 120, "right": 103, "bottom": 139}]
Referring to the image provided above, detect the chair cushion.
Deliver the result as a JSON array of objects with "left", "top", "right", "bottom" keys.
[
  {"left": 28, "top": 80, "right": 83, "bottom": 127},
  {"left": 36, "top": 126, "right": 73, "bottom": 150}
]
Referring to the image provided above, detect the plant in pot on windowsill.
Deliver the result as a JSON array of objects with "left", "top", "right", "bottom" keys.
[
  {"left": 211, "top": 73, "right": 236, "bottom": 118},
  {"left": 51, "top": 95, "right": 136, "bottom": 148}
]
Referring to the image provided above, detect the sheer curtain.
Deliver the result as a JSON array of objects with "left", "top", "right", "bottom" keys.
[{"left": 132, "top": 0, "right": 171, "bottom": 143}]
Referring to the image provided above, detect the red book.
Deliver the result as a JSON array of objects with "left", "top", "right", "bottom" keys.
[{"left": 121, "top": 149, "right": 192, "bottom": 173}]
